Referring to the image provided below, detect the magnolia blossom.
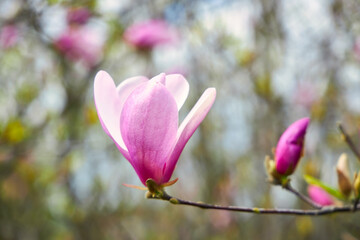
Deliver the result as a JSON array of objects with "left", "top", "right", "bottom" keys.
[
  {"left": 275, "top": 117, "right": 310, "bottom": 175},
  {"left": 0, "top": 25, "right": 19, "bottom": 49},
  {"left": 55, "top": 27, "right": 103, "bottom": 67},
  {"left": 123, "top": 20, "right": 177, "bottom": 49},
  {"left": 94, "top": 71, "right": 216, "bottom": 185},
  {"left": 294, "top": 82, "right": 319, "bottom": 109},
  {"left": 354, "top": 37, "right": 360, "bottom": 61},
  {"left": 308, "top": 185, "right": 334, "bottom": 206}
]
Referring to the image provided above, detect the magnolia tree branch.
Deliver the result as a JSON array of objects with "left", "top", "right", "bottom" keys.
[
  {"left": 354, "top": 198, "right": 359, "bottom": 211},
  {"left": 282, "top": 183, "right": 323, "bottom": 209},
  {"left": 148, "top": 191, "right": 360, "bottom": 216},
  {"left": 337, "top": 122, "right": 360, "bottom": 162}
]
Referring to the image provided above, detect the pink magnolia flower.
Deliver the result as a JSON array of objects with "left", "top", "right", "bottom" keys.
[
  {"left": 123, "top": 20, "right": 178, "bottom": 49},
  {"left": 294, "top": 82, "right": 319, "bottom": 109},
  {"left": 0, "top": 25, "right": 19, "bottom": 49},
  {"left": 94, "top": 71, "right": 216, "bottom": 185},
  {"left": 354, "top": 37, "right": 360, "bottom": 61},
  {"left": 308, "top": 185, "right": 334, "bottom": 206},
  {"left": 275, "top": 117, "right": 310, "bottom": 175},
  {"left": 55, "top": 27, "right": 103, "bottom": 67},
  {"left": 67, "top": 7, "right": 91, "bottom": 25}
]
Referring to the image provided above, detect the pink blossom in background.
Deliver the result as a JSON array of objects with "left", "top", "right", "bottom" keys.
[
  {"left": 275, "top": 117, "right": 310, "bottom": 175},
  {"left": 123, "top": 20, "right": 178, "bottom": 49},
  {"left": 55, "top": 27, "right": 103, "bottom": 67},
  {"left": 67, "top": 7, "right": 91, "bottom": 25},
  {"left": 354, "top": 37, "right": 360, "bottom": 61},
  {"left": 308, "top": 185, "right": 334, "bottom": 206},
  {"left": 94, "top": 71, "right": 216, "bottom": 185},
  {"left": 294, "top": 82, "right": 318, "bottom": 109},
  {"left": 0, "top": 25, "right": 19, "bottom": 49}
]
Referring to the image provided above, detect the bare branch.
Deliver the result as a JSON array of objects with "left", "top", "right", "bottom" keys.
[
  {"left": 148, "top": 191, "right": 360, "bottom": 216},
  {"left": 283, "top": 182, "right": 323, "bottom": 209},
  {"left": 338, "top": 122, "right": 360, "bottom": 162}
]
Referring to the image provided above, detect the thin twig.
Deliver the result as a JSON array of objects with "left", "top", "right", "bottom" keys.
[
  {"left": 337, "top": 123, "right": 360, "bottom": 162},
  {"left": 283, "top": 183, "right": 323, "bottom": 209},
  {"left": 353, "top": 198, "right": 359, "bottom": 212},
  {"left": 148, "top": 192, "right": 360, "bottom": 216}
]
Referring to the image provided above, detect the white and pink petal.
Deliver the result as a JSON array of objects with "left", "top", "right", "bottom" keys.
[
  {"left": 94, "top": 71, "right": 132, "bottom": 159},
  {"left": 120, "top": 80, "right": 179, "bottom": 185},
  {"left": 164, "top": 74, "right": 189, "bottom": 111},
  {"left": 162, "top": 88, "right": 216, "bottom": 182}
]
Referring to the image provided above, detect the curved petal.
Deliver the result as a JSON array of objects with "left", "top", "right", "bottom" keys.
[
  {"left": 94, "top": 70, "right": 134, "bottom": 159},
  {"left": 117, "top": 75, "right": 149, "bottom": 97},
  {"left": 120, "top": 80, "right": 178, "bottom": 185},
  {"left": 162, "top": 88, "right": 216, "bottom": 182},
  {"left": 165, "top": 74, "right": 189, "bottom": 110},
  {"left": 116, "top": 75, "right": 149, "bottom": 146}
]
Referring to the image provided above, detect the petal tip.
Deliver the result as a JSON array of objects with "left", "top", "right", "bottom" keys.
[
  {"left": 95, "top": 70, "right": 107, "bottom": 79},
  {"left": 299, "top": 117, "right": 310, "bottom": 124},
  {"left": 207, "top": 87, "right": 216, "bottom": 94},
  {"left": 152, "top": 72, "right": 166, "bottom": 84},
  {"left": 204, "top": 87, "right": 217, "bottom": 100},
  {"left": 94, "top": 70, "right": 114, "bottom": 87},
  {"left": 294, "top": 117, "right": 311, "bottom": 133}
]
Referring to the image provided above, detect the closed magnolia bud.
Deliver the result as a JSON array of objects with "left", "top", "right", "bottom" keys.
[
  {"left": 275, "top": 118, "right": 310, "bottom": 176},
  {"left": 308, "top": 185, "right": 334, "bottom": 206},
  {"left": 336, "top": 153, "right": 352, "bottom": 198}
]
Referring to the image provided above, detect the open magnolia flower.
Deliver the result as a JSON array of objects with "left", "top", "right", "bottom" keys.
[{"left": 94, "top": 71, "right": 216, "bottom": 186}]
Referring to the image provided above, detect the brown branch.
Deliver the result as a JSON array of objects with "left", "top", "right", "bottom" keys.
[
  {"left": 353, "top": 198, "right": 359, "bottom": 212},
  {"left": 283, "top": 182, "right": 323, "bottom": 209},
  {"left": 148, "top": 192, "right": 360, "bottom": 216},
  {"left": 337, "top": 122, "right": 360, "bottom": 162}
]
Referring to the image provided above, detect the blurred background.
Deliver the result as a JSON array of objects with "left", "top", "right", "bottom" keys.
[{"left": 0, "top": 0, "right": 360, "bottom": 239}]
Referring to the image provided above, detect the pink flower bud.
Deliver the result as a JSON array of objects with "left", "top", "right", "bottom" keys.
[
  {"left": 67, "top": 7, "right": 91, "bottom": 25},
  {"left": 94, "top": 71, "right": 216, "bottom": 185},
  {"left": 275, "top": 117, "right": 310, "bottom": 175},
  {"left": 123, "top": 20, "right": 178, "bottom": 49},
  {"left": 0, "top": 25, "right": 19, "bottom": 49},
  {"left": 307, "top": 185, "right": 334, "bottom": 206}
]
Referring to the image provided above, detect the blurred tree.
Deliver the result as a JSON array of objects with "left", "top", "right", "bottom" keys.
[{"left": 0, "top": 0, "right": 359, "bottom": 239}]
